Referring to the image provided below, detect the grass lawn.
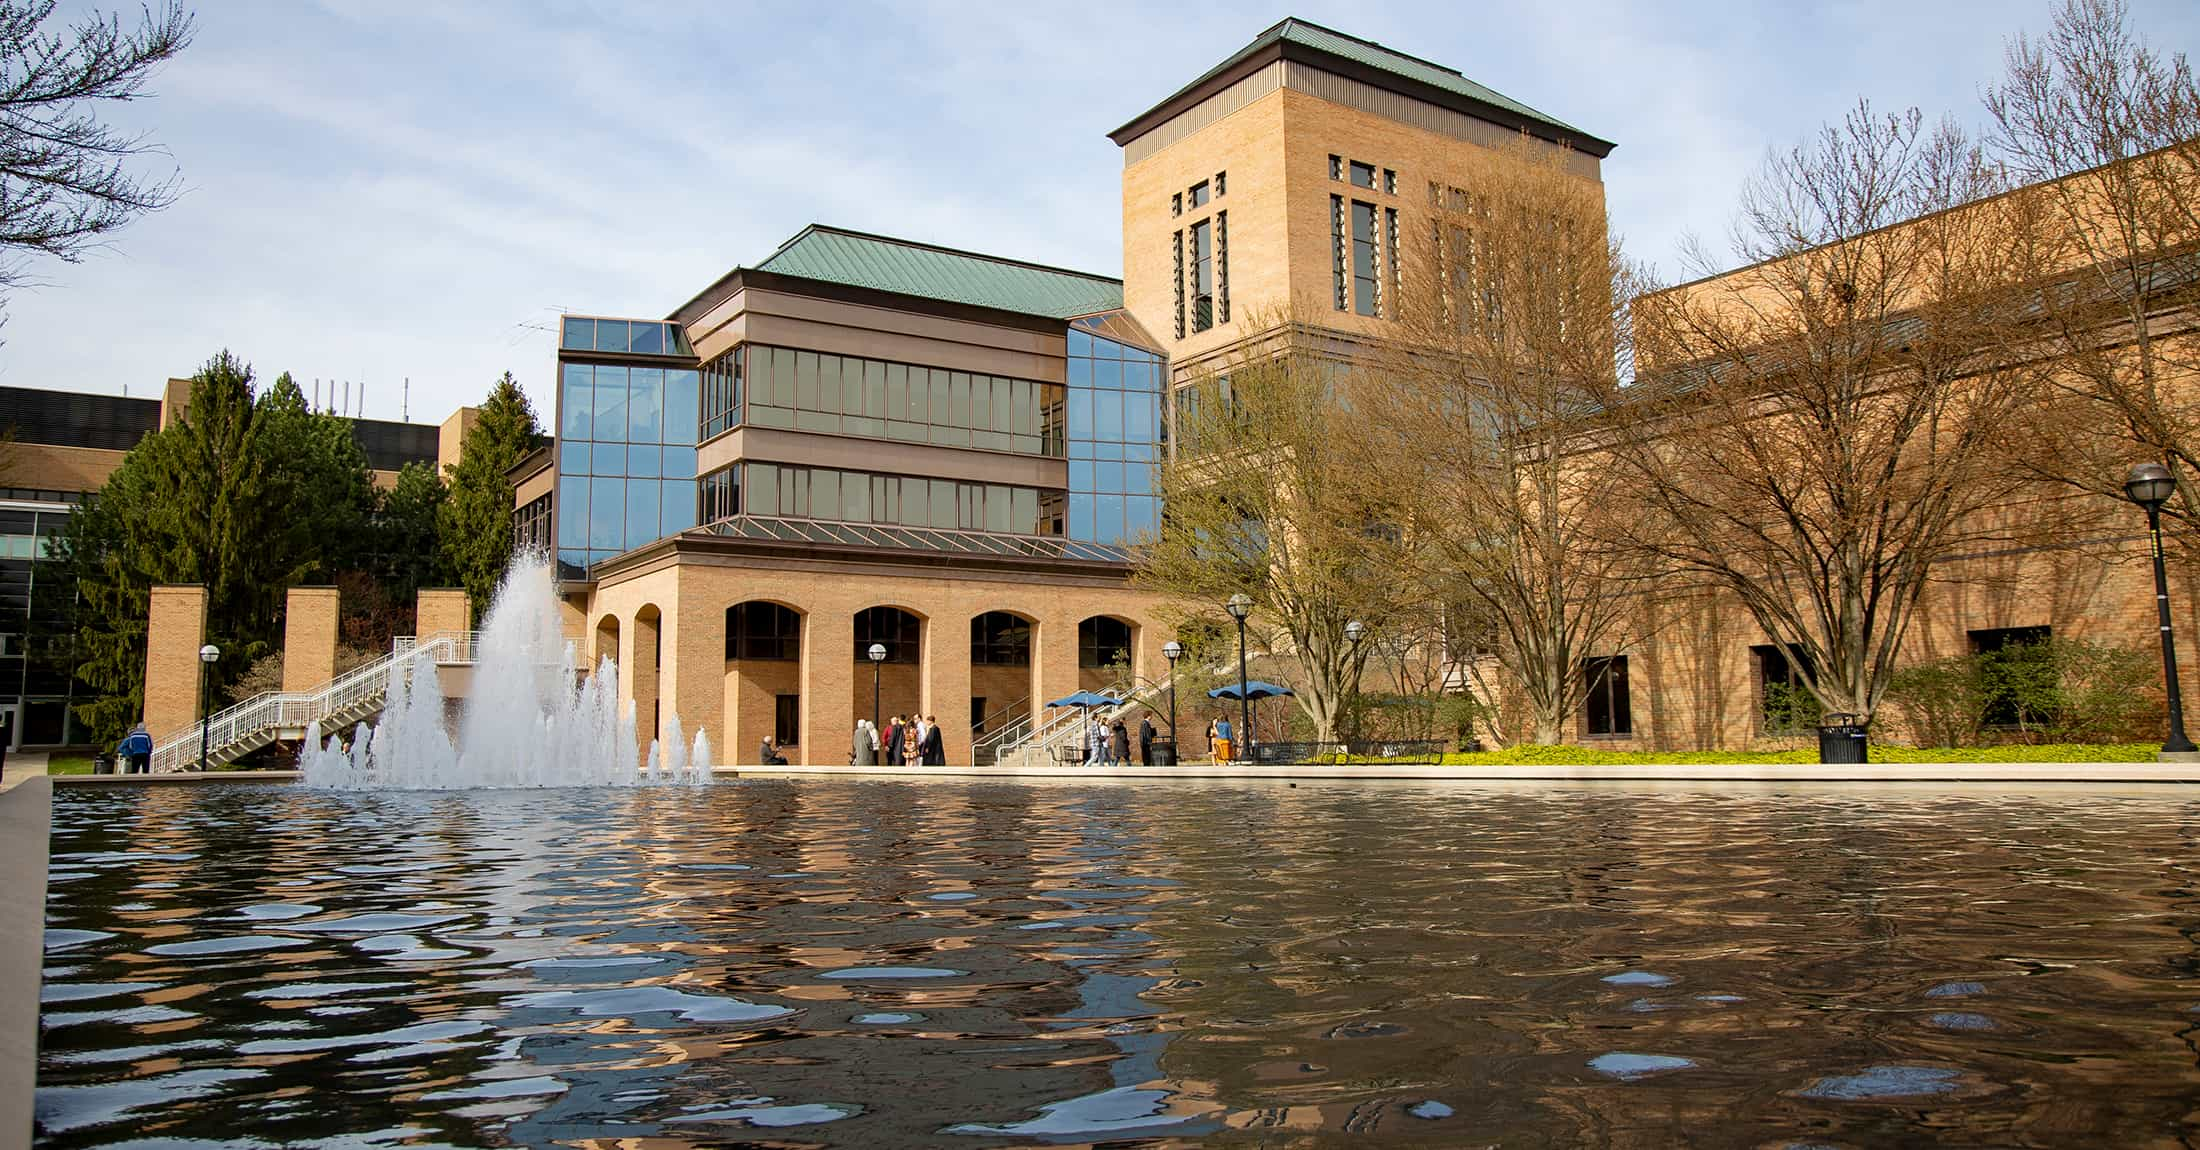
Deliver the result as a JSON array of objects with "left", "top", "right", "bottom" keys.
[
  {"left": 44, "top": 754, "right": 97, "bottom": 775},
  {"left": 1434, "top": 742, "right": 2161, "bottom": 766}
]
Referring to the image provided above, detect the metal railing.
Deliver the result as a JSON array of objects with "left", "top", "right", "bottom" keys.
[
  {"left": 988, "top": 675, "right": 1168, "bottom": 768},
  {"left": 150, "top": 631, "right": 480, "bottom": 773}
]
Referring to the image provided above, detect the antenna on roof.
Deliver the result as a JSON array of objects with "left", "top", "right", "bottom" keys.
[
  {"left": 342, "top": 379, "right": 350, "bottom": 416},
  {"left": 402, "top": 377, "right": 409, "bottom": 422}
]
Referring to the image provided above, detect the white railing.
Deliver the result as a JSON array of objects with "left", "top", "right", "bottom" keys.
[
  {"left": 987, "top": 676, "right": 1167, "bottom": 767},
  {"left": 150, "top": 631, "right": 480, "bottom": 773}
]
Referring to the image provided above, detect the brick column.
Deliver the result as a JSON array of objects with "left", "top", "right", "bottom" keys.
[
  {"left": 143, "top": 585, "right": 207, "bottom": 742},
  {"left": 1035, "top": 612, "right": 1082, "bottom": 736},
  {"left": 415, "top": 588, "right": 471, "bottom": 639},
  {"left": 801, "top": 610, "right": 854, "bottom": 767},
  {"left": 281, "top": 587, "right": 340, "bottom": 693},
  {"left": 923, "top": 611, "right": 974, "bottom": 764}
]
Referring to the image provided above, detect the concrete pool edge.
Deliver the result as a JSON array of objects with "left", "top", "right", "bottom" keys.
[
  {"left": 2, "top": 776, "right": 49, "bottom": 1150},
  {"left": 42, "top": 762, "right": 2200, "bottom": 786}
]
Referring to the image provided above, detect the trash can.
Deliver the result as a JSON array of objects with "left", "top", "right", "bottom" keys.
[
  {"left": 1149, "top": 738, "right": 1176, "bottom": 767},
  {"left": 1817, "top": 713, "right": 1869, "bottom": 764},
  {"left": 92, "top": 754, "right": 113, "bottom": 775}
]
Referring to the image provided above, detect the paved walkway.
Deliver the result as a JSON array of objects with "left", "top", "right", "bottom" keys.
[{"left": 0, "top": 752, "right": 48, "bottom": 793}]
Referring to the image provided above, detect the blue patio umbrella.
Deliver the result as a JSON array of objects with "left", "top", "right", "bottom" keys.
[
  {"left": 1046, "top": 690, "right": 1124, "bottom": 764},
  {"left": 1207, "top": 681, "right": 1295, "bottom": 701}
]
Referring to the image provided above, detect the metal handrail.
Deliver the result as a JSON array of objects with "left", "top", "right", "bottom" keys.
[
  {"left": 150, "top": 631, "right": 480, "bottom": 772},
  {"left": 992, "top": 675, "right": 1165, "bottom": 767}
]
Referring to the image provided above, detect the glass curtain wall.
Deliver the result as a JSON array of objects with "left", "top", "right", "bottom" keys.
[
  {"left": 1065, "top": 316, "right": 1163, "bottom": 546},
  {"left": 708, "top": 345, "right": 1065, "bottom": 456},
  {"left": 556, "top": 348, "right": 701, "bottom": 572},
  {"left": 733, "top": 462, "right": 1055, "bottom": 536}
]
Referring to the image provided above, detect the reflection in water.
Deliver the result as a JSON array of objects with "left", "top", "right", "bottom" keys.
[{"left": 35, "top": 781, "right": 2200, "bottom": 1147}]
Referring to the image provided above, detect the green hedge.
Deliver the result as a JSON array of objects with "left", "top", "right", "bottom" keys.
[{"left": 1432, "top": 742, "right": 2160, "bottom": 766}]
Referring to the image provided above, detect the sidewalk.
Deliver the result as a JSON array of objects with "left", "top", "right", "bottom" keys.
[{"left": 0, "top": 752, "right": 48, "bottom": 793}]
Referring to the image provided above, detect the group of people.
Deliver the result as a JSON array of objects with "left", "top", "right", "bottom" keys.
[
  {"left": 1084, "top": 712, "right": 1162, "bottom": 765},
  {"left": 854, "top": 714, "right": 945, "bottom": 766}
]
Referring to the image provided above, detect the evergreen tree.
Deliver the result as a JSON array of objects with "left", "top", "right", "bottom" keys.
[
  {"left": 375, "top": 460, "right": 449, "bottom": 608},
  {"left": 440, "top": 372, "right": 542, "bottom": 619},
  {"left": 61, "top": 351, "right": 382, "bottom": 743}
]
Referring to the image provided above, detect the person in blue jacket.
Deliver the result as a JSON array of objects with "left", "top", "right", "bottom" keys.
[{"left": 118, "top": 724, "right": 153, "bottom": 774}]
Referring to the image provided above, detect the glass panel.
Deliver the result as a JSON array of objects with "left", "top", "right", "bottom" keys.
[
  {"left": 593, "top": 364, "right": 628, "bottom": 436},
  {"left": 1098, "top": 391, "right": 1123, "bottom": 440},
  {"left": 560, "top": 440, "right": 589, "bottom": 475},
  {"left": 1070, "top": 460, "right": 1093, "bottom": 492},
  {"left": 1014, "top": 487, "right": 1038, "bottom": 534},
  {"left": 1069, "top": 493, "right": 1093, "bottom": 541},
  {"left": 772, "top": 346, "right": 796, "bottom": 407},
  {"left": 817, "top": 355, "right": 841, "bottom": 415},
  {"left": 629, "top": 367, "right": 664, "bottom": 442},
  {"left": 626, "top": 480, "right": 660, "bottom": 545},
  {"left": 970, "top": 376, "right": 989, "bottom": 430},
  {"left": 1067, "top": 355, "right": 1091, "bottom": 388},
  {"left": 591, "top": 442, "right": 625, "bottom": 476},
  {"left": 930, "top": 371, "right": 950, "bottom": 428},
  {"left": 930, "top": 480, "right": 956, "bottom": 528},
  {"left": 1095, "top": 358, "right": 1122, "bottom": 389},
  {"left": 1127, "top": 495, "right": 1158, "bottom": 537},
  {"left": 949, "top": 373, "right": 970, "bottom": 428},
  {"left": 664, "top": 369, "right": 699, "bottom": 445},
  {"left": 561, "top": 316, "right": 592, "bottom": 350},
  {"left": 1068, "top": 390, "right": 1091, "bottom": 440},
  {"left": 561, "top": 364, "right": 592, "bottom": 441},
  {"left": 558, "top": 476, "right": 588, "bottom": 548},
  {"left": 811, "top": 469, "right": 840, "bottom": 520},
  {"left": 629, "top": 321, "right": 664, "bottom": 356},
  {"left": 1097, "top": 495, "right": 1124, "bottom": 543},
  {"left": 661, "top": 446, "right": 697, "bottom": 479},
  {"left": 796, "top": 351, "right": 818, "bottom": 411},
  {"left": 992, "top": 378, "right": 1013, "bottom": 432},
  {"left": 594, "top": 319, "right": 630, "bottom": 354},
  {"left": 589, "top": 478, "right": 624, "bottom": 549},
  {"left": 845, "top": 471, "right": 870, "bottom": 522},
  {"left": 985, "top": 485, "right": 1010, "bottom": 533},
  {"left": 865, "top": 360, "right": 886, "bottom": 417},
  {"left": 660, "top": 479, "right": 697, "bottom": 533},
  {"left": 628, "top": 445, "right": 662, "bottom": 479},
  {"left": 899, "top": 476, "right": 926, "bottom": 526},
  {"left": 748, "top": 463, "right": 778, "bottom": 515},
  {"left": 1013, "top": 379, "right": 1033, "bottom": 436},
  {"left": 1068, "top": 327, "right": 1092, "bottom": 357},
  {"left": 1126, "top": 395, "right": 1154, "bottom": 443}
]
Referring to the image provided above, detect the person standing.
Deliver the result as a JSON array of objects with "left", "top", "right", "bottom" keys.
[
  {"left": 120, "top": 723, "right": 153, "bottom": 774},
  {"left": 883, "top": 716, "right": 902, "bottom": 766},
  {"left": 920, "top": 714, "right": 945, "bottom": 766},
  {"left": 1215, "top": 715, "right": 1233, "bottom": 764},
  {"left": 1110, "top": 717, "right": 1130, "bottom": 765},
  {"left": 1087, "top": 717, "right": 1107, "bottom": 764},
  {"left": 1138, "top": 713, "right": 1156, "bottom": 765},
  {"left": 852, "top": 719, "right": 874, "bottom": 766}
]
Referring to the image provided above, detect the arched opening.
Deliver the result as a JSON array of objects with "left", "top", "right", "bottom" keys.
[
  {"left": 970, "top": 611, "right": 1035, "bottom": 739},
  {"left": 724, "top": 601, "right": 804, "bottom": 763},
  {"left": 592, "top": 614, "right": 620, "bottom": 671},
  {"left": 855, "top": 606, "right": 925, "bottom": 758},
  {"left": 633, "top": 604, "right": 662, "bottom": 744},
  {"left": 1078, "top": 615, "right": 1135, "bottom": 691}
]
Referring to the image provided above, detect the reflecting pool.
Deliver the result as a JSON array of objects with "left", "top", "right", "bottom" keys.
[{"left": 36, "top": 781, "right": 2200, "bottom": 1147}]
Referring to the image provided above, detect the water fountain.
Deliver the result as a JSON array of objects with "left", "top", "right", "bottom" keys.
[{"left": 299, "top": 552, "right": 711, "bottom": 789}]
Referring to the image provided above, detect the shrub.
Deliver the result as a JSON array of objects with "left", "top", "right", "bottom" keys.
[
  {"left": 1883, "top": 656, "right": 1988, "bottom": 747},
  {"left": 1883, "top": 639, "right": 2159, "bottom": 747}
]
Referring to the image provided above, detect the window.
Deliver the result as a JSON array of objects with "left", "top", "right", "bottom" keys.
[
  {"left": 1172, "top": 230, "right": 1185, "bottom": 339},
  {"left": 1329, "top": 153, "right": 1343, "bottom": 180},
  {"left": 726, "top": 602, "right": 800, "bottom": 661},
  {"left": 856, "top": 606, "right": 921, "bottom": 663},
  {"left": 1754, "top": 644, "right": 1818, "bottom": 732},
  {"left": 1331, "top": 195, "right": 1347, "bottom": 310},
  {"left": 1351, "top": 200, "right": 1378, "bottom": 317},
  {"left": 775, "top": 694, "right": 800, "bottom": 746},
  {"left": 1349, "top": 160, "right": 1376, "bottom": 189},
  {"left": 1382, "top": 168, "right": 1397, "bottom": 195},
  {"left": 1385, "top": 207, "right": 1399, "bottom": 315},
  {"left": 740, "top": 345, "right": 1063, "bottom": 455},
  {"left": 1213, "top": 170, "right": 1225, "bottom": 197},
  {"left": 971, "top": 612, "right": 1032, "bottom": 666},
  {"left": 1171, "top": 192, "right": 1182, "bottom": 218},
  {"left": 1583, "top": 656, "right": 1632, "bottom": 736},
  {"left": 699, "top": 467, "right": 738, "bottom": 523},
  {"left": 1190, "top": 219, "right": 1214, "bottom": 333},
  {"left": 1215, "top": 211, "right": 1229, "bottom": 325},
  {"left": 1079, "top": 617, "right": 1133, "bottom": 669},
  {"left": 1189, "top": 180, "right": 1209, "bottom": 208}
]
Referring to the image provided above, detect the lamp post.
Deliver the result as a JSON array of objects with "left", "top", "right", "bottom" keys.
[
  {"left": 197, "top": 643, "right": 219, "bottom": 772},
  {"left": 2125, "top": 463, "right": 2196, "bottom": 755},
  {"left": 1225, "top": 594, "right": 1252, "bottom": 759},
  {"left": 1343, "top": 620, "right": 1365, "bottom": 752},
  {"left": 1162, "top": 639, "right": 1183, "bottom": 748},
  {"left": 867, "top": 642, "right": 887, "bottom": 749}
]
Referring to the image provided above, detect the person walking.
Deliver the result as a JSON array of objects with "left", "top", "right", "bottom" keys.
[
  {"left": 1110, "top": 717, "right": 1130, "bottom": 765},
  {"left": 1138, "top": 713, "right": 1156, "bottom": 765},
  {"left": 852, "top": 719, "right": 876, "bottom": 766},
  {"left": 120, "top": 723, "right": 153, "bottom": 774},
  {"left": 1087, "top": 717, "right": 1107, "bottom": 765},
  {"left": 1215, "top": 715, "right": 1234, "bottom": 764},
  {"left": 920, "top": 714, "right": 945, "bottom": 766}
]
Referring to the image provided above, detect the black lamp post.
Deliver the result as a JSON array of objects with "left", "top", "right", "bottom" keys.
[
  {"left": 1225, "top": 594, "right": 1252, "bottom": 758},
  {"left": 197, "top": 643, "right": 219, "bottom": 772},
  {"left": 867, "top": 642, "right": 887, "bottom": 749},
  {"left": 1162, "top": 639, "right": 1183, "bottom": 742},
  {"left": 2125, "top": 462, "right": 2195, "bottom": 755},
  {"left": 1344, "top": 619, "right": 1365, "bottom": 750}
]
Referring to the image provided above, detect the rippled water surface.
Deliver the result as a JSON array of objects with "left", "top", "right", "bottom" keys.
[{"left": 36, "top": 781, "right": 2200, "bottom": 1147}]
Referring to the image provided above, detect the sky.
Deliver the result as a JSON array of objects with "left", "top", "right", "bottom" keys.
[{"left": 4, "top": 0, "right": 2196, "bottom": 424}]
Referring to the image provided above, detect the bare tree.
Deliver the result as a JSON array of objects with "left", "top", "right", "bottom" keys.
[
  {"left": 1984, "top": 0, "right": 2200, "bottom": 545},
  {"left": 1609, "top": 104, "right": 2045, "bottom": 724},
  {"left": 1352, "top": 142, "right": 1642, "bottom": 744},
  {"left": 1134, "top": 314, "right": 1418, "bottom": 743},
  {"left": 0, "top": 0, "right": 194, "bottom": 293}
]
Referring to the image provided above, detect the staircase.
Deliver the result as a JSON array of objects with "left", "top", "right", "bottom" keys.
[
  {"left": 151, "top": 632, "right": 479, "bottom": 773},
  {"left": 974, "top": 676, "right": 1166, "bottom": 768}
]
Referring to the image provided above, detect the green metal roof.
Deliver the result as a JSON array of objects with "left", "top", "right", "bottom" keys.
[
  {"left": 754, "top": 225, "right": 1124, "bottom": 319},
  {"left": 1113, "top": 17, "right": 1612, "bottom": 153}
]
